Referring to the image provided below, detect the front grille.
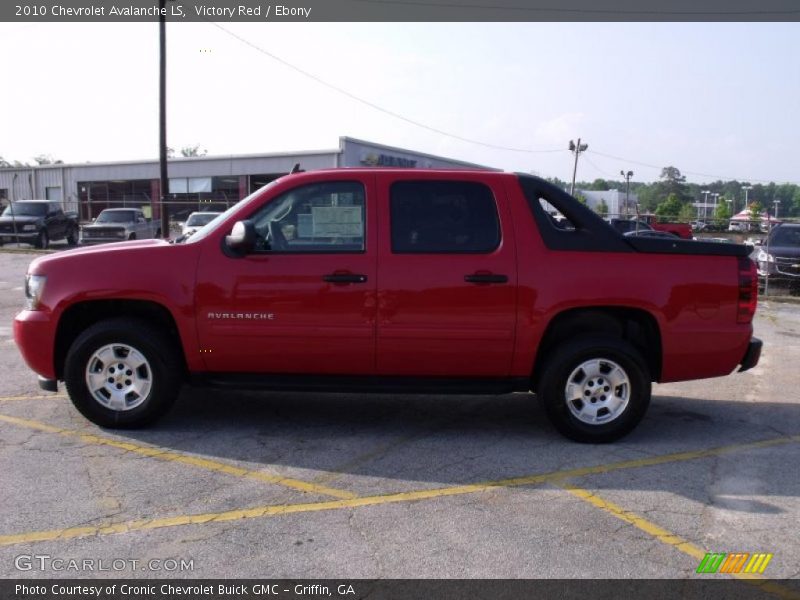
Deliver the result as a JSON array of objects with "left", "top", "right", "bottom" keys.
[
  {"left": 775, "top": 257, "right": 800, "bottom": 277},
  {"left": 84, "top": 228, "right": 124, "bottom": 239}
]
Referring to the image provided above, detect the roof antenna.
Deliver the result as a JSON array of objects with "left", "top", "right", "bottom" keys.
[{"left": 290, "top": 163, "right": 304, "bottom": 174}]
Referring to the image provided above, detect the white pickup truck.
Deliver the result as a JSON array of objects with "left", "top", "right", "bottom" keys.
[{"left": 80, "top": 208, "right": 162, "bottom": 244}]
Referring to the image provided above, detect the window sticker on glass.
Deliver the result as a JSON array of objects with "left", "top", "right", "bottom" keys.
[{"left": 312, "top": 206, "right": 363, "bottom": 237}]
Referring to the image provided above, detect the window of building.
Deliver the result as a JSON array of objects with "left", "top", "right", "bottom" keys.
[
  {"left": 390, "top": 181, "right": 500, "bottom": 253},
  {"left": 248, "top": 181, "right": 365, "bottom": 253}
]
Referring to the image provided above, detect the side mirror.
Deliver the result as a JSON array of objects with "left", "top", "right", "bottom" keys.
[{"left": 225, "top": 220, "right": 256, "bottom": 254}]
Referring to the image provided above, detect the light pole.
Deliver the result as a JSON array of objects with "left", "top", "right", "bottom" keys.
[
  {"left": 620, "top": 170, "right": 633, "bottom": 218},
  {"left": 742, "top": 185, "right": 752, "bottom": 208},
  {"left": 711, "top": 193, "right": 719, "bottom": 222},
  {"left": 773, "top": 200, "right": 780, "bottom": 219},
  {"left": 569, "top": 138, "right": 588, "bottom": 196},
  {"left": 702, "top": 190, "right": 710, "bottom": 220}
]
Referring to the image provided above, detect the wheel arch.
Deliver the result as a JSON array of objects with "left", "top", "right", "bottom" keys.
[
  {"left": 54, "top": 299, "right": 187, "bottom": 380},
  {"left": 531, "top": 306, "right": 662, "bottom": 391}
]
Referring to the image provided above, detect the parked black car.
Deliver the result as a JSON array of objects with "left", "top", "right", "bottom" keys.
[
  {"left": 607, "top": 218, "right": 654, "bottom": 234},
  {"left": 756, "top": 223, "right": 800, "bottom": 282},
  {"left": 0, "top": 200, "right": 79, "bottom": 249}
]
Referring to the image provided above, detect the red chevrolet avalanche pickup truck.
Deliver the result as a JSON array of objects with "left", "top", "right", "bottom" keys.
[{"left": 14, "top": 170, "right": 761, "bottom": 442}]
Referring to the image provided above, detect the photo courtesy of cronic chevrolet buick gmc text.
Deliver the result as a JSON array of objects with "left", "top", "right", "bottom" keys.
[{"left": 13, "top": 170, "right": 762, "bottom": 443}]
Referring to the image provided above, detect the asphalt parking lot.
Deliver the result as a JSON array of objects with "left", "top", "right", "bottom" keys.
[{"left": 0, "top": 249, "right": 798, "bottom": 588}]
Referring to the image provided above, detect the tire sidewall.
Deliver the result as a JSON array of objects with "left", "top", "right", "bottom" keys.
[
  {"left": 64, "top": 321, "right": 179, "bottom": 428},
  {"left": 539, "top": 337, "right": 651, "bottom": 443},
  {"left": 37, "top": 230, "right": 49, "bottom": 249}
]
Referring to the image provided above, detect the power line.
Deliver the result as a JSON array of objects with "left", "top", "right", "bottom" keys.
[
  {"left": 588, "top": 149, "right": 797, "bottom": 185},
  {"left": 209, "top": 22, "right": 565, "bottom": 155},
  {"left": 210, "top": 22, "right": 796, "bottom": 185}
]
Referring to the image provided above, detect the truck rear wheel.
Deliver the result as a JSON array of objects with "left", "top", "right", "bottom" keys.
[
  {"left": 66, "top": 226, "right": 78, "bottom": 246},
  {"left": 537, "top": 337, "right": 650, "bottom": 443},
  {"left": 64, "top": 318, "right": 182, "bottom": 428}
]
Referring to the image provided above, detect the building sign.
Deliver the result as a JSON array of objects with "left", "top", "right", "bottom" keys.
[{"left": 360, "top": 152, "right": 418, "bottom": 168}]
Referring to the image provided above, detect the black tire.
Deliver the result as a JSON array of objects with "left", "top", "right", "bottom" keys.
[
  {"left": 64, "top": 318, "right": 183, "bottom": 428},
  {"left": 35, "top": 229, "right": 49, "bottom": 249},
  {"left": 537, "top": 336, "right": 651, "bottom": 443},
  {"left": 128, "top": 233, "right": 137, "bottom": 240},
  {"left": 66, "top": 226, "right": 78, "bottom": 246}
]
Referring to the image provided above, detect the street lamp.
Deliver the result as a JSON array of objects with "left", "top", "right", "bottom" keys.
[
  {"left": 569, "top": 138, "right": 588, "bottom": 196},
  {"left": 620, "top": 170, "right": 633, "bottom": 217},
  {"left": 702, "top": 190, "right": 710, "bottom": 220},
  {"left": 742, "top": 185, "right": 752, "bottom": 208},
  {"left": 773, "top": 200, "right": 781, "bottom": 219},
  {"left": 711, "top": 193, "right": 720, "bottom": 217}
]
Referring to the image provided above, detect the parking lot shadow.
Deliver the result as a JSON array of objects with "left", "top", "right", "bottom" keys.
[{"left": 113, "top": 389, "right": 800, "bottom": 507}]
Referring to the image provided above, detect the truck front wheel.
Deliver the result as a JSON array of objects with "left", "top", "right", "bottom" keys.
[
  {"left": 35, "top": 229, "right": 49, "bottom": 249},
  {"left": 537, "top": 337, "right": 651, "bottom": 443},
  {"left": 64, "top": 318, "right": 182, "bottom": 428}
]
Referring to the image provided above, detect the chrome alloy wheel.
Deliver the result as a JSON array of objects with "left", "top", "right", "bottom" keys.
[
  {"left": 564, "top": 358, "right": 630, "bottom": 425},
  {"left": 84, "top": 344, "right": 153, "bottom": 411}
]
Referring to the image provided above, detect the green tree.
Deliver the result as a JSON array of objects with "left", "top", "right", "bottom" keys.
[
  {"left": 575, "top": 193, "right": 588, "bottom": 205},
  {"left": 595, "top": 199, "right": 609, "bottom": 216},
  {"left": 181, "top": 145, "right": 208, "bottom": 157},
  {"left": 589, "top": 178, "right": 610, "bottom": 191},
  {"left": 655, "top": 193, "right": 683, "bottom": 221},
  {"left": 749, "top": 201, "right": 763, "bottom": 222},
  {"left": 33, "top": 154, "right": 63, "bottom": 165},
  {"left": 678, "top": 203, "right": 696, "bottom": 223},
  {"left": 714, "top": 202, "right": 731, "bottom": 221}
]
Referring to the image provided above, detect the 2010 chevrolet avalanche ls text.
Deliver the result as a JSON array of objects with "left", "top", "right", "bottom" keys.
[{"left": 13, "top": 170, "right": 762, "bottom": 442}]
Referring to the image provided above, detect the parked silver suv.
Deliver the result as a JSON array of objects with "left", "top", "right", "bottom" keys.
[{"left": 80, "top": 209, "right": 161, "bottom": 245}]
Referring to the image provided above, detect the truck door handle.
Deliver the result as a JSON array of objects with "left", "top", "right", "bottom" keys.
[
  {"left": 464, "top": 273, "right": 508, "bottom": 284},
  {"left": 323, "top": 273, "right": 368, "bottom": 284}
]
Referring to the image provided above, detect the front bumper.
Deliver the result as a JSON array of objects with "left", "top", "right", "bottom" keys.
[
  {"left": 738, "top": 337, "right": 762, "bottom": 372},
  {"left": 13, "top": 310, "right": 57, "bottom": 380},
  {"left": 0, "top": 232, "right": 38, "bottom": 244}
]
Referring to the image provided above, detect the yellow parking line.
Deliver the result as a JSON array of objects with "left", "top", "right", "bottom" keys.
[
  {"left": 556, "top": 482, "right": 800, "bottom": 600},
  {"left": 1, "top": 432, "right": 797, "bottom": 548},
  {"left": 0, "top": 394, "right": 67, "bottom": 402},
  {"left": 0, "top": 413, "right": 356, "bottom": 500}
]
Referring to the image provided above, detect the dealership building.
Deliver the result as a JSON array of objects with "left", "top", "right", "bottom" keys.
[{"left": 0, "top": 137, "right": 490, "bottom": 222}]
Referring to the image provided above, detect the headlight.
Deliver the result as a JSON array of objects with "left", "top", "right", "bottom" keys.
[
  {"left": 756, "top": 250, "right": 774, "bottom": 263},
  {"left": 22, "top": 224, "right": 37, "bottom": 232},
  {"left": 117, "top": 230, "right": 127, "bottom": 237},
  {"left": 25, "top": 274, "right": 47, "bottom": 310}
]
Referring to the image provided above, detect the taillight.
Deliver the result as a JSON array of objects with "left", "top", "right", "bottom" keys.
[{"left": 737, "top": 257, "right": 757, "bottom": 324}]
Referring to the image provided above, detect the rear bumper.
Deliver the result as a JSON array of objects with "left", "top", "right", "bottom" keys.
[{"left": 738, "top": 337, "right": 762, "bottom": 372}]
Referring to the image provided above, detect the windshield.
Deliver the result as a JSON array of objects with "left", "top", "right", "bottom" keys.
[
  {"left": 2, "top": 202, "right": 47, "bottom": 217},
  {"left": 186, "top": 213, "right": 220, "bottom": 227},
  {"left": 96, "top": 211, "right": 136, "bottom": 224},
  {"left": 184, "top": 179, "right": 281, "bottom": 244},
  {"left": 770, "top": 227, "right": 800, "bottom": 247}
]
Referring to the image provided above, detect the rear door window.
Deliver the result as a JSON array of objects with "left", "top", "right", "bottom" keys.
[{"left": 390, "top": 180, "right": 500, "bottom": 253}]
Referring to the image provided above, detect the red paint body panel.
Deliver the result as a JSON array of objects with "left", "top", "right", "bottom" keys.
[{"left": 12, "top": 169, "right": 756, "bottom": 389}]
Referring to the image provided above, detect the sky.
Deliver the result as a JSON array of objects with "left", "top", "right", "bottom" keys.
[{"left": 1, "top": 21, "right": 798, "bottom": 184}]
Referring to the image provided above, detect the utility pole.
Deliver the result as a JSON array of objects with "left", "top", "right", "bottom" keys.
[
  {"left": 702, "top": 190, "right": 710, "bottom": 220},
  {"left": 159, "top": 0, "right": 169, "bottom": 239},
  {"left": 569, "top": 138, "right": 588, "bottom": 196},
  {"left": 773, "top": 200, "right": 780, "bottom": 219},
  {"left": 620, "top": 170, "right": 633, "bottom": 217}
]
